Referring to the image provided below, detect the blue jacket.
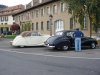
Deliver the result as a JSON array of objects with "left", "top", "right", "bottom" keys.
[{"left": 73, "top": 30, "right": 84, "bottom": 38}]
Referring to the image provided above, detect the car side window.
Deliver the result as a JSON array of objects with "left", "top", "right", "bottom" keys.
[
  {"left": 31, "top": 32, "right": 41, "bottom": 36},
  {"left": 37, "top": 33, "right": 41, "bottom": 36},
  {"left": 65, "top": 32, "right": 74, "bottom": 37},
  {"left": 26, "top": 32, "right": 31, "bottom": 36},
  {"left": 31, "top": 33, "right": 37, "bottom": 36}
]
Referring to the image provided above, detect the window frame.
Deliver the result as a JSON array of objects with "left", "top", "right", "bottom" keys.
[
  {"left": 53, "top": 5, "right": 57, "bottom": 14},
  {"left": 36, "top": 22, "right": 38, "bottom": 30},
  {"left": 47, "top": 6, "right": 50, "bottom": 15},
  {"left": 47, "top": 21, "right": 50, "bottom": 30},
  {"left": 60, "top": 2, "right": 65, "bottom": 12},
  {"left": 41, "top": 21, "right": 44, "bottom": 30}
]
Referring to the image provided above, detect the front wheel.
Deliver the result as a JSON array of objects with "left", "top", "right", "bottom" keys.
[
  {"left": 91, "top": 42, "right": 96, "bottom": 49},
  {"left": 62, "top": 45, "right": 69, "bottom": 51}
]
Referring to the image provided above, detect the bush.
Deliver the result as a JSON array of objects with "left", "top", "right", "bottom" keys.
[
  {"left": 5, "top": 35, "right": 16, "bottom": 39},
  {"left": 0, "top": 34, "right": 5, "bottom": 38}
]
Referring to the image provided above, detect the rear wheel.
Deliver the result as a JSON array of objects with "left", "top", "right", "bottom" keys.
[{"left": 91, "top": 42, "right": 96, "bottom": 49}]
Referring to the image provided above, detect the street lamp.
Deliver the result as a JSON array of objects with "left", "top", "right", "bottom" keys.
[{"left": 49, "top": 14, "right": 53, "bottom": 36}]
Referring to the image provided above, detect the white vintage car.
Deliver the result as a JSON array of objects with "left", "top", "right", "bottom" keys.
[{"left": 10, "top": 31, "right": 50, "bottom": 47}]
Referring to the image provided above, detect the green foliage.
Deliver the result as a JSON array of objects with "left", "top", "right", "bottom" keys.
[
  {"left": 5, "top": 35, "right": 16, "bottom": 39},
  {"left": 0, "top": 4, "right": 7, "bottom": 9},
  {"left": 78, "top": 15, "right": 84, "bottom": 29},
  {"left": 61, "top": 0, "right": 100, "bottom": 33}
]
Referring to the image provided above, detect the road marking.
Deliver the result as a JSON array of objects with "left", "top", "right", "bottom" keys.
[{"left": 0, "top": 49, "right": 100, "bottom": 60}]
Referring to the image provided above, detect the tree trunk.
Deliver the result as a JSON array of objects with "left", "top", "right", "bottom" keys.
[{"left": 89, "top": 16, "right": 92, "bottom": 37}]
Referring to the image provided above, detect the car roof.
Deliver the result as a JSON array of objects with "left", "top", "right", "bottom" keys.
[
  {"left": 20, "top": 31, "right": 39, "bottom": 37},
  {"left": 57, "top": 30, "right": 76, "bottom": 33}
]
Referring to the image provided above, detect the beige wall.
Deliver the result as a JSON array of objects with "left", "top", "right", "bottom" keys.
[{"left": 14, "top": 1, "right": 90, "bottom": 36}]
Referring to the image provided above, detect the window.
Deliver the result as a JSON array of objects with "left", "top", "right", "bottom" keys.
[
  {"left": 70, "top": 18, "right": 74, "bottom": 29},
  {"left": 53, "top": 5, "right": 57, "bottom": 14},
  {"left": 36, "top": 10, "right": 38, "bottom": 18},
  {"left": 31, "top": 11, "right": 34, "bottom": 18},
  {"left": 5, "top": 16, "right": 8, "bottom": 21},
  {"left": 19, "top": 16, "right": 20, "bottom": 21},
  {"left": 47, "top": 7, "right": 50, "bottom": 15},
  {"left": 13, "top": 17, "right": 15, "bottom": 20},
  {"left": 32, "top": 23, "right": 34, "bottom": 30},
  {"left": 25, "top": 13, "right": 27, "bottom": 20},
  {"left": 61, "top": 3, "right": 65, "bottom": 12},
  {"left": 15, "top": 16, "right": 18, "bottom": 22},
  {"left": 36, "top": 22, "right": 38, "bottom": 30},
  {"left": 1, "top": 16, "right": 4, "bottom": 22},
  {"left": 41, "top": 8, "right": 44, "bottom": 16},
  {"left": 21, "top": 15, "right": 23, "bottom": 21},
  {"left": 27, "top": 13, "right": 30, "bottom": 19},
  {"left": 54, "top": 20, "right": 64, "bottom": 32},
  {"left": 41, "top": 22, "right": 44, "bottom": 30},
  {"left": 16, "top": 16, "right": 18, "bottom": 22},
  {"left": 47, "top": 21, "right": 50, "bottom": 30}
]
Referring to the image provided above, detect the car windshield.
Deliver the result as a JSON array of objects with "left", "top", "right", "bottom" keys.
[{"left": 55, "top": 31, "right": 63, "bottom": 36}]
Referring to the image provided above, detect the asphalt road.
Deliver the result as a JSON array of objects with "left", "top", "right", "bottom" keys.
[{"left": 0, "top": 38, "right": 100, "bottom": 75}]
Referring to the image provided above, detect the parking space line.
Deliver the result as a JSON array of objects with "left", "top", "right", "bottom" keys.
[{"left": 0, "top": 49, "right": 100, "bottom": 60}]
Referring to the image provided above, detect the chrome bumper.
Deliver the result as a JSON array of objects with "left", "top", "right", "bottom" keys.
[
  {"left": 10, "top": 41, "right": 13, "bottom": 45},
  {"left": 44, "top": 44, "right": 55, "bottom": 48}
]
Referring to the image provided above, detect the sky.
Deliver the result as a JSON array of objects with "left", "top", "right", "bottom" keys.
[{"left": 0, "top": 0, "right": 32, "bottom": 6}]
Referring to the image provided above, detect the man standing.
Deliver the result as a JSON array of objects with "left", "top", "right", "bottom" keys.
[{"left": 73, "top": 28, "right": 84, "bottom": 52}]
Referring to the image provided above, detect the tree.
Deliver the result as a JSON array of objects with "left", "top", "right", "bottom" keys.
[
  {"left": 10, "top": 22, "right": 20, "bottom": 34},
  {"left": 0, "top": 4, "right": 7, "bottom": 10},
  {"left": 92, "top": 0, "right": 100, "bottom": 33},
  {"left": 61, "top": 0, "right": 100, "bottom": 37}
]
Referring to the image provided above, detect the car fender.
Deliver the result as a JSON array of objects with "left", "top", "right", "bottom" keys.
[
  {"left": 82, "top": 38, "right": 97, "bottom": 44},
  {"left": 54, "top": 39, "right": 71, "bottom": 48},
  {"left": 81, "top": 38, "right": 97, "bottom": 47},
  {"left": 12, "top": 36, "right": 26, "bottom": 46}
]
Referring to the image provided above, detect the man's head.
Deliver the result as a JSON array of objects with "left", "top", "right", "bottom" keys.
[{"left": 76, "top": 28, "right": 79, "bottom": 31}]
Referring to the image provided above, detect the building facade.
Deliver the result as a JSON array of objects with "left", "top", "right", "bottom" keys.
[
  {"left": 0, "top": 5, "right": 24, "bottom": 34},
  {"left": 13, "top": 0, "right": 90, "bottom": 36}
]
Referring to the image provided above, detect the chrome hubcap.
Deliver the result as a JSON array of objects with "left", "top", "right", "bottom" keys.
[
  {"left": 63, "top": 46, "right": 68, "bottom": 50},
  {"left": 91, "top": 43, "right": 95, "bottom": 48}
]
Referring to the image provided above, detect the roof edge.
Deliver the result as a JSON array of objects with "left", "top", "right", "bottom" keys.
[{"left": 13, "top": 0, "right": 59, "bottom": 16}]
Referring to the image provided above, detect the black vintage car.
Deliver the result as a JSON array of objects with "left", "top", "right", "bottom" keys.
[{"left": 44, "top": 30, "right": 98, "bottom": 50}]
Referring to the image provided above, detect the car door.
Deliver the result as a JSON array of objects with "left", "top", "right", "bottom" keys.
[
  {"left": 24, "top": 32, "right": 32, "bottom": 46},
  {"left": 30, "top": 32, "right": 43, "bottom": 46},
  {"left": 81, "top": 37, "right": 89, "bottom": 47},
  {"left": 65, "top": 31, "right": 75, "bottom": 47}
]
